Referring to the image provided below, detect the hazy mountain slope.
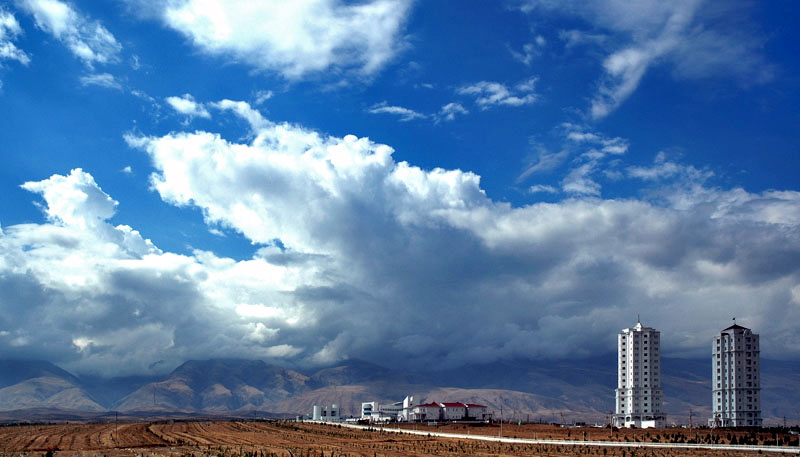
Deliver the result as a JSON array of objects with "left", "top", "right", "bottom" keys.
[
  {"left": 79, "top": 374, "right": 160, "bottom": 409},
  {"left": 0, "top": 377, "right": 105, "bottom": 411},
  {"left": 115, "top": 359, "right": 309, "bottom": 411},
  {"left": 0, "top": 360, "right": 80, "bottom": 388},
  {"left": 0, "top": 357, "right": 796, "bottom": 424}
]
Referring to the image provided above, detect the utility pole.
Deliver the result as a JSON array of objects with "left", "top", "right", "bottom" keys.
[{"left": 499, "top": 406, "right": 503, "bottom": 437}]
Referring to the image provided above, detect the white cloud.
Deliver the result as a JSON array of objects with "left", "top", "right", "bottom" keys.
[
  {"left": 156, "top": 0, "right": 412, "bottom": 79},
  {"left": 517, "top": 145, "right": 570, "bottom": 182},
  {"left": 116, "top": 101, "right": 800, "bottom": 369},
  {"left": 509, "top": 37, "right": 545, "bottom": 66},
  {"left": 436, "top": 102, "right": 468, "bottom": 122},
  {"left": 165, "top": 93, "right": 211, "bottom": 119},
  {"left": 19, "top": 0, "right": 121, "bottom": 68},
  {"left": 558, "top": 29, "right": 607, "bottom": 49},
  {"left": 628, "top": 151, "right": 712, "bottom": 183},
  {"left": 1, "top": 168, "right": 319, "bottom": 375},
  {"left": 367, "top": 101, "right": 426, "bottom": 122},
  {"left": 80, "top": 72, "right": 122, "bottom": 90},
  {"left": 458, "top": 78, "right": 538, "bottom": 109},
  {"left": 563, "top": 123, "right": 628, "bottom": 157},
  {"left": 0, "top": 8, "right": 30, "bottom": 65},
  {"left": 528, "top": 184, "right": 558, "bottom": 194},
  {"left": 518, "top": 124, "right": 628, "bottom": 193},
  {"left": 253, "top": 90, "right": 274, "bottom": 105},
  {"left": 1, "top": 109, "right": 797, "bottom": 377},
  {"left": 520, "top": 0, "right": 774, "bottom": 119},
  {"left": 21, "top": 168, "right": 119, "bottom": 230}
]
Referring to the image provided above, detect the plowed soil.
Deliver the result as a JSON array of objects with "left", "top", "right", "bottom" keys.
[{"left": 0, "top": 421, "right": 794, "bottom": 457}]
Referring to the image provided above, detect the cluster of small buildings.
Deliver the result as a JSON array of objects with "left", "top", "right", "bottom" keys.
[
  {"left": 362, "top": 395, "right": 491, "bottom": 422},
  {"left": 312, "top": 395, "right": 491, "bottom": 423},
  {"left": 613, "top": 319, "right": 762, "bottom": 429}
]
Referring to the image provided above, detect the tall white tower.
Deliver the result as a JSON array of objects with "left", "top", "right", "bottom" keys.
[
  {"left": 613, "top": 319, "right": 666, "bottom": 428},
  {"left": 709, "top": 323, "right": 761, "bottom": 427}
]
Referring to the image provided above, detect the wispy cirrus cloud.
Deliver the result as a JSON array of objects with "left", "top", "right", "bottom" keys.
[
  {"left": 367, "top": 101, "right": 426, "bottom": 122},
  {"left": 520, "top": 0, "right": 775, "bottom": 119},
  {"left": 518, "top": 123, "right": 628, "bottom": 191},
  {"left": 458, "top": 77, "right": 538, "bottom": 109},
  {"left": 80, "top": 72, "right": 122, "bottom": 90},
  {"left": 18, "top": 0, "right": 121, "bottom": 68},
  {"left": 436, "top": 102, "right": 468, "bottom": 122},
  {"left": 0, "top": 8, "right": 30, "bottom": 66},
  {"left": 509, "top": 36, "right": 546, "bottom": 66},
  {"left": 628, "top": 151, "right": 712, "bottom": 183},
  {"left": 528, "top": 184, "right": 558, "bottom": 194}
]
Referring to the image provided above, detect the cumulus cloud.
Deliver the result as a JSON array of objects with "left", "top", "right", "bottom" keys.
[
  {"left": 21, "top": 168, "right": 119, "bottom": 230},
  {"left": 118, "top": 100, "right": 800, "bottom": 369},
  {"left": 1, "top": 168, "right": 312, "bottom": 375},
  {"left": 18, "top": 0, "right": 121, "bottom": 68},
  {"left": 458, "top": 78, "right": 538, "bottom": 109},
  {"left": 166, "top": 93, "right": 211, "bottom": 119},
  {"left": 520, "top": 0, "right": 775, "bottom": 118},
  {"left": 0, "top": 8, "right": 30, "bottom": 66},
  {"left": 2, "top": 103, "right": 798, "bottom": 376},
  {"left": 367, "top": 101, "right": 426, "bottom": 122},
  {"left": 153, "top": 0, "right": 412, "bottom": 79}
]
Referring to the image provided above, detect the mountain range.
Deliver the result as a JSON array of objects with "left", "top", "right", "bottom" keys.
[{"left": 0, "top": 357, "right": 797, "bottom": 425}]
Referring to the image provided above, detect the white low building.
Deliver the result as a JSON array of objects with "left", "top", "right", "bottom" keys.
[
  {"left": 408, "top": 401, "right": 489, "bottom": 422},
  {"left": 409, "top": 402, "right": 444, "bottom": 421},
  {"left": 312, "top": 404, "right": 341, "bottom": 422},
  {"left": 361, "top": 400, "right": 404, "bottom": 422}
]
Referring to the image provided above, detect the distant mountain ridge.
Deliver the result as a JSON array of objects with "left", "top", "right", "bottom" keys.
[
  {"left": 0, "top": 357, "right": 797, "bottom": 424},
  {"left": 116, "top": 359, "right": 310, "bottom": 412},
  {"left": 0, "top": 360, "right": 103, "bottom": 412}
]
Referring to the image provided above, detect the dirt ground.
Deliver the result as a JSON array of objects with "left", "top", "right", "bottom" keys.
[
  {"left": 0, "top": 421, "right": 796, "bottom": 457},
  {"left": 393, "top": 422, "right": 800, "bottom": 446}
]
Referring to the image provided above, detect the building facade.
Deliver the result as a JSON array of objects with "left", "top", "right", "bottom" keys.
[
  {"left": 709, "top": 324, "right": 762, "bottom": 427},
  {"left": 613, "top": 320, "right": 666, "bottom": 428},
  {"left": 361, "top": 400, "right": 404, "bottom": 422},
  {"left": 407, "top": 402, "right": 489, "bottom": 422},
  {"left": 312, "top": 404, "right": 340, "bottom": 422}
]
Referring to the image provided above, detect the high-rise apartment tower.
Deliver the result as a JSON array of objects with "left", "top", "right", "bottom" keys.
[
  {"left": 613, "top": 320, "right": 666, "bottom": 428},
  {"left": 709, "top": 323, "right": 762, "bottom": 427}
]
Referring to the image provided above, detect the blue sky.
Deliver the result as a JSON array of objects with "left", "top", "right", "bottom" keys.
[{"left": 0, "top": 0, "right": 798, "bottom": 376}]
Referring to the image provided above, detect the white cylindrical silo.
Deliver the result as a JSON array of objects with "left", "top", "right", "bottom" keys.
[{"left": 312, "top": 405, "right": 322, "bottom": 421}]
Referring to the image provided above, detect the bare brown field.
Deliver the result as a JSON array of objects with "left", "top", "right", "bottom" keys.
[
  {"left": 391, "top": 422, "right": 800, "bottom": 446},
  {"left": 0, "top": 421, "right": 796, "bottom": 457}
]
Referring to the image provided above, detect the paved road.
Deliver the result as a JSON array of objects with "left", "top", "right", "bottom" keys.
[{"left": 322, "top": 422, "right": 800, "bottom": 454}]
